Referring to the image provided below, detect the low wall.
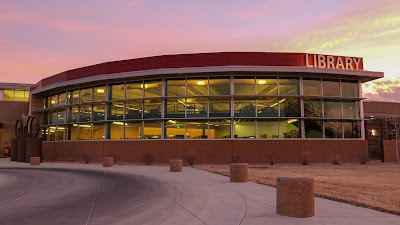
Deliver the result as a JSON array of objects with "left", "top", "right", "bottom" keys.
[
  {"left": 42, "top": 139, "right": 368, "bottom": 164},
  {"left": 383, "top": 140, "right": 400, "bottom": 162}
]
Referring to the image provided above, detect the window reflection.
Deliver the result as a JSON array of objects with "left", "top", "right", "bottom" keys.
[
  {"left": 323, "top": 100, "right": 341, "bottom": 118},
  {"left": 187, "top": 78, "right": 208, "bottom": 96},
  {"left": 234, "top": 119, "right": 256, "bottom": 138},
  {"left": 257, "top": 120, "right": 279, "bottom": 138},
  {"left": 279, "top": 78, "right": 299, "bottom": 95},
  {"left": 209, "top": 99, "right": 230, "bottom": 117},
  {"left": 257, "top": 98, "right": 279, "bottom": 117},
  {"left": 144, "top": 80, "right": 162, "bottom": 98},
  {"left": 324, "top": 120, "right": 342, "bottom": 138},
  {"left": 303, "top": 79, "right": 321, "bottom": 96},
  {"left": 126, "top": 82, "right": 142, "bottom": 99},
  {"left": 280, "top": 119, "right": 300, "bottom": 138},
  {"left": 342, "top": 81, "right": 359, "bottom": 97},
  {"left": 257, "top": 78, "right": 278, "bottom": 95},
  {"left": 166, "top": 79, "right": 186, "bottom": 96},
  {"left": 304, "top": 119, "right": 323, "bottom": 138},
  {"left": 280, "top": 98, "right": 300, "bottom": 117},
  {"left": 209, "top": 77, "right": 230, "bottom": 95},
  {"left": 234, "top": 77, "right": 255, "bottom": 95},
  {"left": 304, "top": 99, "right": 322, "bottom": 117},
  {"left": 322, "top": 79, "right": 340, "bottom": 96},
  {"left": 110, "top": 83, "right": 125, "bottom": 100},
  {"left": 68, "top": 90, "right": 79, "bottom": 104},
  {"left": 79, "top": 88, "right": 92, "bottom": 103},
  {"left": 343, "top": 121, "right": 360, "bottom": 138},
  {"left": 342, "top": 101, "right": 360, "bottom": 118}
]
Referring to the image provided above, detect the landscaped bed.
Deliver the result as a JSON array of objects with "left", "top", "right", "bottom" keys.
[{"left": 195, "top": 162, "right": 400, "bottom": 216}]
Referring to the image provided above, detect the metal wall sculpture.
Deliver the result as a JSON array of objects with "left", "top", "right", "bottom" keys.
[{"left": 15, "top": 114, "right": 40, "bottom": 138}]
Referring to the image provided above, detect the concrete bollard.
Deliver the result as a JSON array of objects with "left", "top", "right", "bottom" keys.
[
  {"left": 170, "top": 159, "right": 183, "bottom": 172},
  {"left": 230, "top": 163, "right": 248, "bottom": 182},
  {"left": 276, "top": 176, "right": 315, "bottom": 218},
  {"left": 31, "top": 157, "right": 41, "bottom": 166},
  {"left": 103, "top": 157, "right": 113, "bottom": 167}
]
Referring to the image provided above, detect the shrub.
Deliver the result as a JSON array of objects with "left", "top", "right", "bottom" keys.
[
  {"left": 142, "top": 152, "right": 154, "bottom": 165},
  {"left": 82, "top": 152, "right": 92, "bottom": 164},
  {"left": 358, "top": 153, "right": 370, "bottom": 164},
  {"left": 231, "top": 152, "right": 241, "bottom": 163},
  {"left": 184, "top": 153, "right": 197, "bottom": 166},
  {"left": 331, "top": 153, "right": 341, "bottom": 165},
  {"left": 300, "top": 150, "right": 311, "bottom": 165}
]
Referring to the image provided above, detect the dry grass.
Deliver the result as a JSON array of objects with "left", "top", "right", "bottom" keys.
[{"left": 195, "top": 162, "right": 400, "bottom": 215}]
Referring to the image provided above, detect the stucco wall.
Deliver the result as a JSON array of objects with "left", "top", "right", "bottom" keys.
[
  {"left": 42, "top": 140, "right": 368, "bottom": 164},
  {"left": 0, "top": 101, "right": 29, "bottom": 151}
]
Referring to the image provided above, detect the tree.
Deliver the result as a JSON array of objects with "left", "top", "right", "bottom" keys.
[{"left": 385, "top": 117, "right": 400, "bottom": 164}]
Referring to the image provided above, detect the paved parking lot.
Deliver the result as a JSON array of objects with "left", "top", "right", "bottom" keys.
[{"left": 0, "top": 159, "right": 399, "bottom": 225}]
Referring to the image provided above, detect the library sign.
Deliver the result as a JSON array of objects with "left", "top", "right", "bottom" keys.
[{"left": 305, "top": 53, "right": 363, "bottom": 71}]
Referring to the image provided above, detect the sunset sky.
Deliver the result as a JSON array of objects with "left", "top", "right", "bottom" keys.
[{"left": 1, "top": 0, "right": 399, "bottom": 101}]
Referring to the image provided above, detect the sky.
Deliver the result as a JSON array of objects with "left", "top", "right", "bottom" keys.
[{"left": 1, "top": 0, "right": 400, "bottom": 101}]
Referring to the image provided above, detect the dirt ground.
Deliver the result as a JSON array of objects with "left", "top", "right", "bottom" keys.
[{"left": 195, "top": 162, "right": 400, "bottom": 215}]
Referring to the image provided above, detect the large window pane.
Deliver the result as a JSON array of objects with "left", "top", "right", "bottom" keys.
[
  {"left": 143, "top": 120, "right": 161, "bottom": 139},
  {"left": 93, "top": 86, "right": 106, "bottom": 101},
  {"left": 186, "top": 120, "right": 208, "bottom": 138},
  {"left": 79, "top": 88, "right": 92, "bottom": 103},
  {"left": 209, "top": 77, "right": 230, "bottom": 95},
  {"left": 304, "top": 99, "right": 322, "bottom": 117},
  {"left": 187, "top": 98, "right": 208, "bottom": 117},
  {"left": 126, "top": 100, "right": 142, "bottom": 119},
  {"left": 280, "top": 119, "right": 300, "bottom": 138},
  {"left": 67, "top": 106, "right": 79, "bottom": 123},
  {"left": 3, "top": 90, "right": 13, "bottom": 100},
  {"left": 68, "top": 90, "right": 79, "bottom": 104},
  {"left": 279, "top": 78, "right": 299, "bottom": 95},
  {"left": 93, "top": 104, "right": 105, "bottom": 121},
  {"left": 56, "top": 126, "right": 65, "bottom": 141},
  {"left": 324, "top": 120, "right": 342, "bottom": 138},
  {"left": 257, "top": 120, "right": 279, "bottom": 138},
  {"left": 166, "top": 98, "right": 185, "bottom": 118},
  {"left": 79, "top": 105, "right": 92, "bottom": 122},
  {"left": 209, "top": 119, "right": 231, "bottom": 139},
  {"left": 24, "top": 91, "right": 30, "bottom": 101},
  {"left": 234, "top": 100, "right": 256, "bottom": 117},
  {"left": 57, "top": 110, "right": 66, "bottom": 124},
  {"left": 322, "top": 79, "right": 340, "bottom": 96},
  {"left": 108, "top": 102, "right": 124, "bottom": 120},
  {"left": 110, "top": 83, "right": 125, "bottom": 100},
  {"left": 48, "top": 126, "right": 56, "bottom": 141},
  {"left": 304, "top": 119, "right": 323, "bottom": 138},
  {"left": 126, "top": 82, "right": 142, "bottom": 99},
  {"left": 342, "top": 81, "right": 359, "bottom": 97},
  {"left": 50, "top": 95, "right": 58, "bottom": 107},
  {"left": 234, "top": 119, "right": 255, "bottom": 138},
  {"left": 343, "top": 121, "right": 361, "bottom": 138},
  {"left": 78, "top": 124, "right": 92, "bottom": 140},
  {"left": 51, "top": 111, "right": 57, "bottom": 124},
  {"left": 234, "top": 77, "right": 255, "bottom": 95},
  {"left": 125, "top": 121, "right": 142, "bottom": 139},
  {"left": 144, "top": 80, "right": 162, "bottom": 98},
  {"left": 109, "top": 122, "right": 123, "bottom": 139},
  {"left": 303, "top": 79, "right": 321, "bottom": 96},
  {"left": 323, "top": 100, "right": 341, "bottom": 118},
  {"left": 257, "top": 98, "right": 279, "bottom": 117},
  {"left": 14, "top": 90, "right": 26, "bottom": 101},
  {"left": 342, "top": 101, "right": 360, "bottom": 118},
  {"left": 165, "top": 120, "right": 185, "bottom": 139},
  {"left": 92, "top": 124, "right": 104, "bottom": 140},
  {"left": 257, "top": 78, "right": 278, "bottom": 95},
  {"left": 187, "top": 78, "right": 208, "bottom": 96},
  {"left": 69, "top": 124, "right": 78, "bottom": 140},
  {"left": 59, "top": 92, "right": 67, "bottom": 105},
  {"left": 166, "top": 79, "right": 186, "bottom": 96},
  {"left": 144, "top": 99, "right": 161, "bottom": 118},
  {"left": 280, "top": 98, "right": 300, "bottom": 117},
  {"left": 209, "top": 99, "right": 230, "bottom": 117}
]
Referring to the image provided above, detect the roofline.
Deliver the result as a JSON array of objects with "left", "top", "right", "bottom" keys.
[
  {"left": 32, "top": 65, "right": 383, "bottom": 95},
  {"left": 0, "top": 82, "right": 33, "bottom": 90}
]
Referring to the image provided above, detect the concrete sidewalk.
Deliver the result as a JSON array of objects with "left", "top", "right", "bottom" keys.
[{"left": 0, "top": 159, "right": 399, "bottom": 225}]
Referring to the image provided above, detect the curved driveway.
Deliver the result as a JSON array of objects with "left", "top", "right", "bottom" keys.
[{"left": 0, "top": 160, "right": 399, "bottom": 225}]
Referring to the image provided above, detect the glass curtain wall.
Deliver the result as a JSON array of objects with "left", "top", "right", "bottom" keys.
[{"left": 41, "top": 74, "right": 361, "bottom": 141}]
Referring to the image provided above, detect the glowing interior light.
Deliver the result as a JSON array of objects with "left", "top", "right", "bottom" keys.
[
  {"left": 141, "top": 84, "right": 149, "bottom": 89},
  {"left": 96, "top": 88, "right": 105, "bottom": 94},
  {"left": 258, "top": 80, "right": 267, "bottom": 85},
  {"left": 371, "top": 129, "right": 376, "bottom": 136},
  {"left": 197, "top": 80, "right": 205, "bottom": 85}
]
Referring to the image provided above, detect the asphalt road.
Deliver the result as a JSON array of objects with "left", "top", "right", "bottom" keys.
[{"left": 0, "top": 167, "right": 178, "bottom": 225}]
